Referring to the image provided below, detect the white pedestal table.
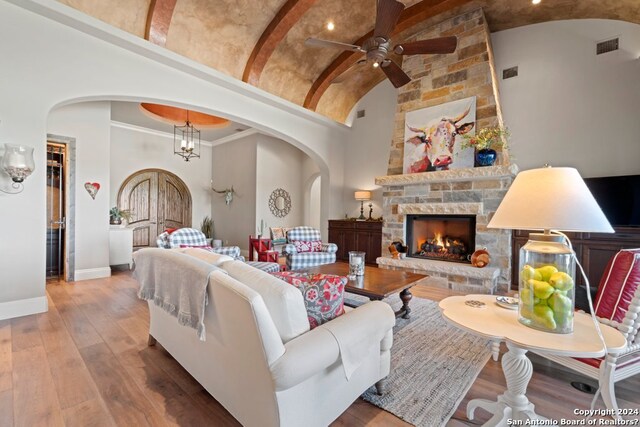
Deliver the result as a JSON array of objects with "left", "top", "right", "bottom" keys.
[{"left": 439, "top": 294, "right": 627, "bottom": 427}]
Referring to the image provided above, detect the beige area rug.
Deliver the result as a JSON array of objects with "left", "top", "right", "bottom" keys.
[{"left": 350, "top": 295, "right": 492, "bottom": 427}]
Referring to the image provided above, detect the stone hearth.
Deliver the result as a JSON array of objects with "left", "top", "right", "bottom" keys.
[{"left": 376, "top": 165, "right": 518, "bottom": 293}]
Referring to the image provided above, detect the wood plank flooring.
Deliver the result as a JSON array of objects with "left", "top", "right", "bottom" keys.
[{"left": 2, "top": 271, "right": 639, "bottom": 426}]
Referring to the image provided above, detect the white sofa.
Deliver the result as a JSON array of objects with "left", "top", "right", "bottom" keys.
[{"left": 136, "top": 248, "right": 395, "bottom": 427}]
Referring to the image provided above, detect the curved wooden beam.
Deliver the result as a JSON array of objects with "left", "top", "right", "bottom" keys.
[
  {"left": 144, "top": 0, "right": 177, "bottom": 47},
  {"left": 304, "top": 0, "right": 473, "bottom": 110},
  {"left": 243, "top": 0, "right": 318, "bottom": 86}
]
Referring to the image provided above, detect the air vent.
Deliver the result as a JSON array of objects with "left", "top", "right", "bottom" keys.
[
  {"left": 597, "top": 38, "right": 619, "bottom": 55},
  {"left": 235, "top": 128, "right": 244, "bottom": 132},
  {"left": 502, "top": 66, "right": 518, "bottom": 80},
  {"left": 356, "top": 110, "right": 366, "bottom": 119}
]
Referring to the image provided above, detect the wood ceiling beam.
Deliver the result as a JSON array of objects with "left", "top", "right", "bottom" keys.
[
  {"left": 303, "top": 0, "right": 474, "bottom": 111},
  {"left": 144, "top": 0, "right": 178, "bottom": 47},
  {"left": 243, "top": 0, "right": 318, "bottom": 86}
]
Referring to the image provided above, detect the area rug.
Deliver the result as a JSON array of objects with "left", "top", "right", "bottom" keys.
[{"left": 350, "top": 295, "right": 492, "bottom": 427}]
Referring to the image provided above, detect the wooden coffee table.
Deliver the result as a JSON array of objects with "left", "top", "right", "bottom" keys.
[{"left": 302, "top": 262, "right": 427, "bottom": 319}]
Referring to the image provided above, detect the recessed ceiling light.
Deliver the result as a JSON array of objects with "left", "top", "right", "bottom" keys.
[
  {"left": 532, "top": 0, "right": 541, "bottom": 4},
  {"left": 326, "top": 21, "right": 335, "bottom": 31},
  {"left": 373, "top": 62, "right": 379, "bottom": 68}
]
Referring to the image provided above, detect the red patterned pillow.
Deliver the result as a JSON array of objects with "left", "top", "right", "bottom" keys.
[
  {"left": 165, "top": 228, "right": 178, "bottom": 234},
  {"left": 179, "top": 244, "right": 213, "bottom": 251},
  {"left": 292, "top": 240, "right": 323, "bottom": 253},
  {"left": 271, "top": 271, "right": 346, "bottom": 329}
]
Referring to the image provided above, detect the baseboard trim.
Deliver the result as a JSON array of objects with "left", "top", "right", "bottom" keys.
[
  {"left": 74, "top": 267, "right": 112, "bottom": 281},
  {"left": 0, "top": 296, "right": 48, "bottom": 321}
]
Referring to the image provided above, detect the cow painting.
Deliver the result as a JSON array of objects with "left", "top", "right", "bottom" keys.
[{"left": 403, "top": 97, "right": 476, "bottom": 173}]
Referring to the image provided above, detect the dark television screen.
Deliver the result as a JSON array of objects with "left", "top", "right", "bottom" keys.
[{"left": 584, "top": 175, "right": 640, "bottom": 227}]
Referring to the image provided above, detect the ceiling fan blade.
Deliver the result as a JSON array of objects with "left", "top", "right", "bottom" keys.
[
  {"left": 381, "top": 60, "right": 411, "bottom": 88},
  {"left": 394, "top": 37, "right": 458, "bottom": 55},
  {"left": 332, "top": 59, "right": 367, "bottom": 84},
  {"left": 305, "top": 38, "right": 363, "bottom": 52},
  {"left": 374, "top": 0, "right": 405, "bottom": 39}
]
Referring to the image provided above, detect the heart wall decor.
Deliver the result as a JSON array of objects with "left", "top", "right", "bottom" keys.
[{"left": 84, "top": 182, "right": 100, "bottom": 200}]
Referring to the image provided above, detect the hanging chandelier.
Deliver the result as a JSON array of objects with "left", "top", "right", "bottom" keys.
[{"left": 174, "top": 110, "right": 200, "bottom": 162}]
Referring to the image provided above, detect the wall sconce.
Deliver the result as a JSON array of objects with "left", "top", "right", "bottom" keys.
[{"left": 1, "top": 143, "right": 35, "bottom": 194}]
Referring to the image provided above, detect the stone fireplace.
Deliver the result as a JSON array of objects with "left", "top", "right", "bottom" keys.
[{"left": 375, "top": 165, "right": 518, "bottom": 293}]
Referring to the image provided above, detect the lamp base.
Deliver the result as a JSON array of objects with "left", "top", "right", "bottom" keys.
[{"left": 358, "top": 200, "right": 366, "bottom": 220}]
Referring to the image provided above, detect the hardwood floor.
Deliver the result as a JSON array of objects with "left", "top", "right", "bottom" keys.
[{"left": 2, "top": 271, "right": 639, "bottom": 426}]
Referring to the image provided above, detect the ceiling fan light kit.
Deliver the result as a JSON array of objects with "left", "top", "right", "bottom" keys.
[{"left": 305, "top": 0, "right": 458, "bottom": 88}]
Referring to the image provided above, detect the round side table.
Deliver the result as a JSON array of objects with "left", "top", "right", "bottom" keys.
[{"left": 439, "top": 295, "right": 626, "bottom": 426}]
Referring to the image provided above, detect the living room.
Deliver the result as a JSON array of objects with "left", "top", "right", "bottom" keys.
[{"left": 0, "top": 0, "right": 639, "bottom": 426}]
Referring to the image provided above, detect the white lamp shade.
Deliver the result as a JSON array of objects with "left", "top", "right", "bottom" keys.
[
  {"left": 354, "top": 191, "right": 371, "bottom": 201},
  {"left": 487, "top": 167, "right": 614, "bottom": 233}
]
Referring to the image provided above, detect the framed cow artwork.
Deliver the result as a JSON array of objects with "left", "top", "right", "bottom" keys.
[{"left": 403, "top": 96, "right": 476, "bottom": 174}]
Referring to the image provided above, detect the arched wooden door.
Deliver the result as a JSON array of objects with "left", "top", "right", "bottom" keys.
[{"left": 117, "top": 169, "right": 192, "bottom": 248}]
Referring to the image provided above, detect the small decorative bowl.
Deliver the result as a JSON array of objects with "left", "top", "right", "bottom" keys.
[{"left": 471, "top": 248, "right": 490, "bottom": 268}]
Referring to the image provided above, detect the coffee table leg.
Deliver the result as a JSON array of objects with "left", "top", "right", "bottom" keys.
[
  {"left": 467, "top": 342, "right": 546, "bottom": 425},
  {"left": 395, "top": 288, "right": 412, "bottom": 319}
]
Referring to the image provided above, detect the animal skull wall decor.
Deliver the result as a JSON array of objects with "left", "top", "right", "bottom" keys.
[{"left": 212, "top": 186, "right": 235, "bottom": 205}]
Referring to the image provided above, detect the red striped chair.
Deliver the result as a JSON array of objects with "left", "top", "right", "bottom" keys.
[{"left": 534, "top": 249, "right": 640, "bottom": 416}]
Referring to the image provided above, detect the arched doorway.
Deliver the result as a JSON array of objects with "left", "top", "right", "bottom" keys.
[{"left": 117, "top": 169, "right": 192, "bottom": 248}]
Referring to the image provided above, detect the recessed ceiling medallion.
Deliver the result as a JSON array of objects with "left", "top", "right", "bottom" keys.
[{"left": 140, "top": 103, "right": 230, "bottom": 128}]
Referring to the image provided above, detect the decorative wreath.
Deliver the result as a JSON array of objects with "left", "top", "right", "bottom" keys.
[{"left": 268, "top": 188, "right": 292, "bottom": 218}]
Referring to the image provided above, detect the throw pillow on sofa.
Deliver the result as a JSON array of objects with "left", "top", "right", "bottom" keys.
[
  {"left": 270, "top": 271, "right": 347, "bottom": 329},
  {"left": 292, "top": 240, "right": 323, "bottom": 253}
]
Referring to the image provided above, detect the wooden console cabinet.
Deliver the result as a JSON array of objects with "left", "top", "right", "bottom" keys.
[
  {"left": 511, "top": 227, "right": 640, "bottom": 311},
  {"left": 328, "top": 220, "right": 382, "bottom": 265}
]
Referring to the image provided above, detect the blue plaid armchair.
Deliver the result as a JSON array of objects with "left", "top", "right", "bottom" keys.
[
  {"left": 156, "top": 228, "right": 245, "bottom": 261},
  {"left": 283, "top": 226, "right": 337, "bottom": 270}
]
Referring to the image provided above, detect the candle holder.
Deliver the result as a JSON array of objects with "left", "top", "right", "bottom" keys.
[{"left": 348, "top": 251, "right": 365, "bottom": 279}]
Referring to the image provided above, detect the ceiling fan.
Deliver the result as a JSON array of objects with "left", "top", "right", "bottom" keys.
[{"left": 305, "top": 0, "right": 458, "bottom": 88}]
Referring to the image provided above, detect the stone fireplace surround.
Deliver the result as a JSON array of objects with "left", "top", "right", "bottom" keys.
[{"left": 375, "top": 165, "right": 518, "bottom": 293}]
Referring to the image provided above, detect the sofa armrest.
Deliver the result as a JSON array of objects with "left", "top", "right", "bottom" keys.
[
  {"left": 322, "top": 243, "right": 338, "bottom": 254},
  {"left": 282, "top": 243, "right": 297, "bottom": 255},
  {"left": 270, "top": 301, "right": 395, "bottom": 391}
]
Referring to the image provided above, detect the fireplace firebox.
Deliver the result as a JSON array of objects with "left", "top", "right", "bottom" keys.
[{"left": 406, "top": 214, "right": 476, "bottom": 263}]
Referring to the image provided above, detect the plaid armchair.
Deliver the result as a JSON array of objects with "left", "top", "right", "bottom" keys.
[
  {"left": 156, "top": 228, "right": 245, "bottom": 261},
  {"left": 282, "top": 226, "right": 337, "bottom": 270}
]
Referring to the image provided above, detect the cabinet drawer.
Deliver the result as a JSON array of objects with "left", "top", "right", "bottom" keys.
[
  {"left": 355, "top": 221, "right": 383, "bottom": 231},
  {"left": 328, "top": 220, "right": 356, "bottom": 229}
]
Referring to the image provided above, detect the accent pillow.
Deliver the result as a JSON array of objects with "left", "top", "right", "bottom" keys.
[
  {"left": 270, "top": 227, "right": 285, "bottom": 240},
  {"left": 165, "top": 228, "right": 178, "bottom": 234},
  {"left": 292, "top": 240, "right": 323, "bottom": 253},
  {"left": 270, "top": 271, "right": 346, "bottom": 329}
]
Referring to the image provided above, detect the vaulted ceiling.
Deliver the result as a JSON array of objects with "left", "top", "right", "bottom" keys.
[{"left": 58, "top": 0, "right": 640, "bottom": 123}]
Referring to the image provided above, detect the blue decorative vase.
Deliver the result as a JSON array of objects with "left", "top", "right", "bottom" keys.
[{"left": 475, "top": 148, "right": 497, "bottom": 167}]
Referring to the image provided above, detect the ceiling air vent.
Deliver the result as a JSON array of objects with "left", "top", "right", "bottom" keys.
[
  {"left": 596, "top": 38, "right": 619, "bottom": 55},
  {"left": 502, "top": 66, "right": 518, "bottom": 80},
  {"left": 356, "top": 110, "right": 366, "bottom": 119}
]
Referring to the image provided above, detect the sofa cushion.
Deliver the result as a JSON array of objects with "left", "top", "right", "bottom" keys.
[
  {"left": 270, "top": 272, "right": 346, "bottom": 329},
  {"left": 221, "top": 260, "right": 310, "bottom": 343},
  {"left": 182, "top": 248, "right": 234, "bottom": 266}
]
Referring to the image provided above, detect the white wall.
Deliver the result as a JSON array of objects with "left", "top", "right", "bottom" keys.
[
  {"left": 211, "top": 134, "right": 257, "bottom": 250},
  {"left": 110, "top": 123, "right": 213, "bottom": 228},
  {"left": 47, "top": 102, "right": 111, "bottom": 279},
  {"left": 256, "top": 135, "right": 304, "bottom": 231},
  {"left": 343, "top": 80, "right": 397, "bottom": 219},
  {"left": 492, "top": 19, "right": 640, "bottom": 177},
  {"left": 0, "top": 0, "right": 347, "bottom": 318}
]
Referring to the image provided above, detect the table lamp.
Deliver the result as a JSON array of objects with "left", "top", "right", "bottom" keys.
[
  {"left": 354, "top": 190, "right": 371, "bottom": 220},
  {"left": 488, "top": 166, "right": 613, "bottom": 334}
]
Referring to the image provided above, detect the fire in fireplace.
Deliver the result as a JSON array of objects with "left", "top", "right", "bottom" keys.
[{"left": 406, "top": 214, "right": 476, "bottom": 263}]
